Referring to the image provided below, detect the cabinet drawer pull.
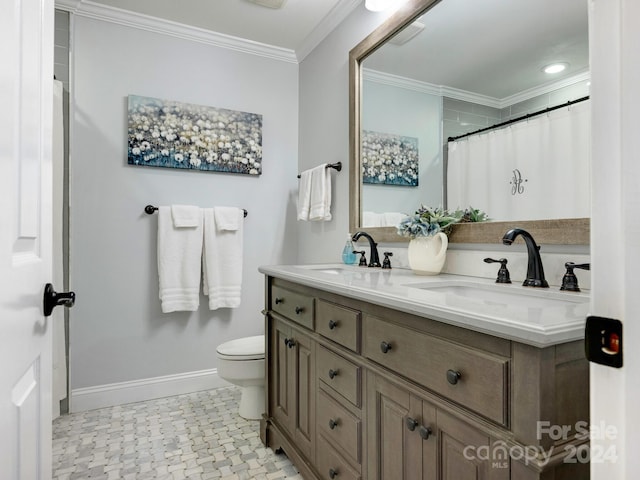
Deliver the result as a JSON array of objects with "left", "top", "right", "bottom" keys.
[
  {"left": 419, "top": 425, "right": 433, "bottom": 440},
  {"left": 284, "top": 338, "right": 296, "bottom": 348},
  {"left": 406, "top": 417, "right": 418, "bottom": 431},
  {"left": 328, "top": 369, "right": 339, "bottom": 379},
  {"left": 328, "top": 319, "right": 339, "bottom": 330},
  {"left": 328, "top": 418, "right": 339, "bottom": 430},
  {"left": 446, "top": 369, "right": 462, "bottom": 385},
  {"left": 295, "top": 306, "right": 304, "bottom": 315},
  {"left": 274, "top": 297, "right": 283, "bottom": 304},
  {"left": 380, "top": 341, "right": 392, "bottom": 354},
  {"left": 329, "top": 468, "right": 338, "bottom": 479}
]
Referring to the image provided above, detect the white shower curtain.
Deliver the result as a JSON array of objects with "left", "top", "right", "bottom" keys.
[
  {"left": 447, "top": 100, "right": 591, "bottom": 221},
  {"left": 52, "top": 80, "right": 66, "bottom": 419}
]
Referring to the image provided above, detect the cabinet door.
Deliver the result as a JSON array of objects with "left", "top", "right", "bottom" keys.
[
  {"left": 437, "top": 411, "right": 509, "bottom": 480},
  {"left": 292, "top": 327, "right": 316, "bottom": 460},
  {"left": 271, "top": 318, "right": 294, "bottom": 434},
  {"left": 367, "top": 373, "right": 434, "bottom": 480}
]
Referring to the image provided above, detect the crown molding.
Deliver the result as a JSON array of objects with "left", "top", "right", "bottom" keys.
[
  {"left": 54, "top": 0, "right": 298, "bottom": 63},
  {"left": 363, "top": 68, "right": 591, "bottom": 110},
  {"left": 296, "top": 0, "right": 362, "bottom": 62}
]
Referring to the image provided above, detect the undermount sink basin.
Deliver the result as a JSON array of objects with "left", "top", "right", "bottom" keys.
[
  {"left": 406, "top": 281, "right": 588, "bottom": 309},
  {"left": 298, "top": 265, "right": 351, "bottom": 275}
]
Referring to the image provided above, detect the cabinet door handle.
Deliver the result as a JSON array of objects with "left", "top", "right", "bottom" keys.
[
  {"left": 283, "top": 337, "right": 290, "bottom": 347},
  {"left": 328, "top": 369, "right": 339, "bottom": 379},
  {"left": 418, "top": 425, "right": 433, "bottom": 440},
  {"left": 287, "top": 339, "right": 296, "bottom": 349},
  {"left": 406, "top": 417, "right": 418, "bottom": 431},
  {"left": 295, "top": 306, "right": 304, "bottom": 315},
  {"left": 274, "top": 297, "right": 283, "bottom": 304},
  {"left": 446, "top": 369, "right": 462, "bottom": 385},
  {"left": 380, "top": 341, "right": 392, "bottom": 354},
  {"left": 328, "top": 319, "right": 339, "bottom": 330},
  {"left": 328, "top": 418, "right": 339, "bottom": 430},
  {"left": 329, "top": 468, "right": 338, "bottom": 479}
]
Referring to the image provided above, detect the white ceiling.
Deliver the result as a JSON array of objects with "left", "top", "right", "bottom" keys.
[
  {"left": 86, "top": 0, "right": 357, "bottom": 53},
  {"left": 65, "top": 0, "right": 589, "bottom": 101}
]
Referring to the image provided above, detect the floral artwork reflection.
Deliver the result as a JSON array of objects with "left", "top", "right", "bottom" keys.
[
  {"left": 362, "top": 130, "right": 418, "bottom": 186},
  {"left": 127, "top": 95, "right": 262, "bottom": 175}
]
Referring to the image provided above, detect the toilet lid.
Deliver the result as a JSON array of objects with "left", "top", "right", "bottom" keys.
[{"left": 216, "top": 335, "right": 265, "bottom": 360}]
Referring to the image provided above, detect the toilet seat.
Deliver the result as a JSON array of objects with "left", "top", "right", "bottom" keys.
[{"left": 216, "top": 335, "right": 264, "bottom": 361}]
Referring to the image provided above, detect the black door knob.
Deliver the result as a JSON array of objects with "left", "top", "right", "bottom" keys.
[
  {"left": 328, "top": 369, "right": 339, "bottom": 379},
  {"left": 380, "top": 341, "right": 392, "bottom": 354},
  {"left": 328, "top": 418, "right": 339, "bottom": 430},
  {"left": 295, "top": 306, "right": 304, "bottom": 315},
  {"left": 406, "top": 417, "right": 418, "bottom": 431},
  {"left": 329, "top": 468, "right": 338, "bottom": 479},
  {"left": 43, "top": 283, "right": 75, "bottom": 317},
  {"left": 328, "top": 319, "right": 338, "bottom": 330},
  {"left": 418, "top": 425, "right": 433, "bottom": 440}
]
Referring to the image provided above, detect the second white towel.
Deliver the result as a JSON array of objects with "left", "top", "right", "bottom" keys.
[
  {"left": 297, "top": 164, "right": 332, "bottom": 221},
  {"left": 203, "top": 207, "right": 244, "bottom": 310}
]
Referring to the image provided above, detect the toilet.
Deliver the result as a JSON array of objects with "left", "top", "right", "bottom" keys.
[{"left": 216, "top": 335, "right": 265, "bottom": 420}]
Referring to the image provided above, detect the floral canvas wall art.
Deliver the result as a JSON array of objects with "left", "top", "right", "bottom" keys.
[
  {"left": 127, "top": 95, "right": 262, "bottom": 175},
  {"left": 362, "top": 130, "right": 419, "bottom": 186}
]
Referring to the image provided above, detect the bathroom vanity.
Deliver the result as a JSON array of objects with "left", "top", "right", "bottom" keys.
[{"left": 259, "top": 264, "right": 590, "bottom": 480}]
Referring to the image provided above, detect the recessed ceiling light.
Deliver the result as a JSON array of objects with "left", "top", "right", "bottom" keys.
[{"left": 543, "top": 63, "right": 569, "bottom": 74}]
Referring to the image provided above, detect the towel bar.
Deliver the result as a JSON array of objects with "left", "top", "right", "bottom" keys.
[
  {"left": 297, "top": 161, "right": 342, "bottom": 179},
  {"left": 144, "top": 205, "right": 247, "bottom": 217}
]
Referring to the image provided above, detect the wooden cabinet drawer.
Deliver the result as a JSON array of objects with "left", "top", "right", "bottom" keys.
[
  {"left": 271, "top": 285, "right": 314, "bottom": 329},
  {"left": 316, "top": 434, "right": 361, "bottom": 480},
  {"left": 317, "top": 389, "right": 361, "bottom": 466},
  {"left": 317, "top": 345, "right": 361, "bottom": 408},
  {"left": 316, "top": 300, "right": 361, "bottom": 352},
  {"left": 363, "top": 315, "right": 509, "bottom": 425}
]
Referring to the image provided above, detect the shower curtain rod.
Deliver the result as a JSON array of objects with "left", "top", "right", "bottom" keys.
[{"left": 447, "top": 95, "right": 590, "bottom": 142}]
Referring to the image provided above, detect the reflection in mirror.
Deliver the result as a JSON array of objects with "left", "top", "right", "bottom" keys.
[{"left": 350, "top": 0, "right": 591, "bottom": 244}]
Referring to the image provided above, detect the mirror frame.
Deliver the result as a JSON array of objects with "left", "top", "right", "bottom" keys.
[{"left": 349, "top": 0, "right": 590, "bottom": 245}]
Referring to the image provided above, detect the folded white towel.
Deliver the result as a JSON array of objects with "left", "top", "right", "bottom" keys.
[
  {"left": 214, "top": 206, "right": 241, "bottom": 231},
  {"left": 203, "top": 207, "right": 244, "bottom": 310},
  {"left": 171, "top": 205, "right": 201, "bottom": 228},
  {"left": 297, "top": 168, "right": 313, "bottom": 221},
  {"left": 157, "top": 206, "right": 203, "bottom": 313},
  {"left": 309, "top": 164, "right": 332, "bottom": 221}
]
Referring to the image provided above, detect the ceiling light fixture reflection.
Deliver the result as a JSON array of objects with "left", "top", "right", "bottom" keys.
[
  {"left": 365, "top": 0, "right": 408, "bottom": 12},
  {"left": 543, "top": 63, "right": 568, "bottom": 74}
]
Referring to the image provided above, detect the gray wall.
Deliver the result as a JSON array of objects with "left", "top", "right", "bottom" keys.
[
  {"left": 297, "top": 5, "right": 388, "bottom": 262},
  {"left": 362, "top": 81, "right": 442, "bottom": 214},
  {"left": 69, "top": 17, "right": 299, "bottom": 390}
]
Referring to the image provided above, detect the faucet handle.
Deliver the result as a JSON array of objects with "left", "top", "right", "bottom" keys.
[
  {"left": 560, "top": 262, "right": 590, "bottom": 292},
  {"left": 382, "top": 252, "right": 393, "bottom": 269},
  {"left": 484, "top": 258, "right": 511, "bottom": 284},
  {"left": 354, "top": 250, "right": 367, "bottom": 267}
]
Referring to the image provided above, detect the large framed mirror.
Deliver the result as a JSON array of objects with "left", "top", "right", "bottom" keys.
[{"left": 349, "top": 0, "right": 590, "bottom": 244}]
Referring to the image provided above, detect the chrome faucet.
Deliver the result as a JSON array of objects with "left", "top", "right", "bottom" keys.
[
  {"left": 502, "top": 228, "right": 549, "bottom": 288},
  {"left": 352, "top": 231, "right": 381, "bottom": 267}
]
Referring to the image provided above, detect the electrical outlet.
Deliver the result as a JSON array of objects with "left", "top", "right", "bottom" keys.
[{"left": 585, "top": 316, "right": 623, "bottom": 368}]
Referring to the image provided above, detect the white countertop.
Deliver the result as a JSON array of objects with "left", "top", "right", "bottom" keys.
[{"left": 258, "top": 264, "right": 591, "bottom": 348}]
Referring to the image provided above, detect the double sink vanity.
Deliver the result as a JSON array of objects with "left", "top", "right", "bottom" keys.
[{"left": 259, "top": 262, "right": 590, "bottom": 480}]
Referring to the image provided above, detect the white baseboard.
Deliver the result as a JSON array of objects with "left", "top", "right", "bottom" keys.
[{"left": 70, "top": 368, "right": 230, "bottom": 413}]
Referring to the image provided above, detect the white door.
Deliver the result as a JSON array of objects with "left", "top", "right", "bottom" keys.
[{"left": 0, "top": 0, "right": 56, "bottom": 478}]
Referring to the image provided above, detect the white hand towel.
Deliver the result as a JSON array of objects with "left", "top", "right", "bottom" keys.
[
  {"left": 297, "top": 168, "right": 312, "bottom": 221},
  {"left": 214, "top": 206, "right": 241, "bottom": 231},
  {"left": 309, "top": 164, "right": 332, "bottom": 221},
  {"left": 203, "top": 207, "right": 244, "bottom": 310},
  {"left": 157, "top": 206, "right": 203, "bottom": 313},
  {"left": 171, "top": 204, "right": 201, "bottom": 227}
]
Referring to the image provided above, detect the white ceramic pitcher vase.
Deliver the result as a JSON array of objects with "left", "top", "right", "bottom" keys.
[{"left": 407, "top": 232, "right": 448, "bottom": 275}]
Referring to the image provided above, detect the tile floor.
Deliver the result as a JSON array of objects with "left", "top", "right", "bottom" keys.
[{"left": 52, "top": 386, "right": 303, "bottom": 480}]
